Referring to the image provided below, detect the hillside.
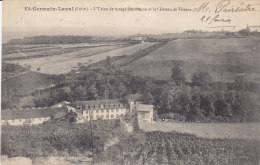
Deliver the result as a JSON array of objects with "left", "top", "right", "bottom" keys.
[
  {"left": 1, "top": 69, "right": 64, "bottom": 109},
  {"left": 122, "top": 37, "right": 260, "bottom": 82}
]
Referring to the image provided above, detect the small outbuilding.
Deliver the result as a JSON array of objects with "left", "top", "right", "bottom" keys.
[{"left": 137, "top": 104, "right": 153, "bottom": 123}]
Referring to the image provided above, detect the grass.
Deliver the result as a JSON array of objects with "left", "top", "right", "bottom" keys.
[
  {"left": 1, "top": 120, "right": 126, "bottom": 158},
  {"left": 1, "top": 71, "right": 56, "bottom": 97},
  {"left": 123, "top": 37, "right": 260, "bottom": 82},
  {"left": 140, "top": 121, "right": 260, "bottom": 141}
]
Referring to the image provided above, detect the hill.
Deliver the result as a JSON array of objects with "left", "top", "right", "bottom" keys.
[{"left": 122, "top": 37, "right": 260, "bottom": 82}]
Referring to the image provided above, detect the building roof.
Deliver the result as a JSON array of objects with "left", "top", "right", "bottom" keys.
[
  {"left": 50, "top": 101, "right": 70, "bottom": 108},
  {"left": 1, "top": 107, "right": 68, "bottom": 120},
  {"left": 137, "top": 104, "right": 153, "bottom": 112},
  {"left": 69, "top": 99, "right": 127, "bottom": 109}
]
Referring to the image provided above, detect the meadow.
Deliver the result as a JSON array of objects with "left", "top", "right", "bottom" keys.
[{"left": 123, "top": 37, "right": 260, "bottom": 82}]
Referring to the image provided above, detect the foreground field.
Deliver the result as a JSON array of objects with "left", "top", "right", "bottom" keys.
[
  {"left": 124, "top": 37, "right": 260, "bottom": 82},
  {"left": 5, "top": 42, "right": 156, "bottom": 74},
  {"left": 140, "top": 121, "right": 260, "bottom": 140},
  {"left": 2, "top": 121, "right": 259, "bottom": 165}
]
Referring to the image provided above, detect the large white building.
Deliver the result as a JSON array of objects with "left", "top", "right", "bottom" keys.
[
  {"left": 1, "top": 95, "right": 154, "bottom": 126},
  {"left": 67, "top": 99, "right": 128, "bottom": 123}
]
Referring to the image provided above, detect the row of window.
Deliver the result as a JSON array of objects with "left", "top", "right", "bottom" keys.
[
  {"left": 86, "top": 109, "right": 125, "bottom": 113},
  {"left": 86, "top": 114, "right": 124, "bottom": 119},
  {"left": 80, "top": 103, "right": 124, "bottom": 109}
]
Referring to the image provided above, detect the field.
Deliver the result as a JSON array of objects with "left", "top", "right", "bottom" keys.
[
  {"left": 123, "top": 37, "right": 260, "bottom": 82},
  {"left": 140, "top": 121, "right": 260, "bottom": 141},
  {"left": 4, "top": 42, "right": 156, "bottom": 74},
  {"left": 2, "top": 120, "right": 259, "bottom": 165},
  {"left": 4, "top": 36, "right": 260, "bottom": 82},
  {"left": 1, "top": 71, "right": 57, "bottom": 97}
]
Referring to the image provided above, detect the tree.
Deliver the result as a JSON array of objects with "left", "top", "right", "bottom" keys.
[
  {"left": 106, "top": 56, "right": 111, "bottom": 68},
  {"left": 88, "top": 84, "right": 99, "bottom": 100},
  {"left": 238, "top": 29, "right": 250, "bottom": 36},
  {"left": 171, "top": 64, "right": 186, "bottom": 86},
  {"left": 191, "top": 71, "right": 212, "bottom": 87},
  {"left": 233, "top": 76, "right": 246, "bottom": 91},
  {"left": 143, "top": 92, "right": 154, "bottom": 104}
]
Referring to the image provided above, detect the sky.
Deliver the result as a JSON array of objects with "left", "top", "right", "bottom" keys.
[{"left": 2, "top": 0, "right": 260, "bottom": 41}]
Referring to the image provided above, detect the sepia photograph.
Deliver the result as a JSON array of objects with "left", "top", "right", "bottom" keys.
[{"left": 1, "top": 0, "right": 260, "bottom": 164}]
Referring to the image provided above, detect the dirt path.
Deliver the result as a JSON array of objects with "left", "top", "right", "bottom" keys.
[
  {"left": 140, "top": 121, "right": 260, "bottom": 140},
  {"left": 2, "top": 71, "right": 29, "bottom": 82}
]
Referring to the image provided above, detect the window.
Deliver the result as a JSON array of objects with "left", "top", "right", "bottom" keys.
[
  {"left": 106, "top": 114, "right": 109, "bottom": 118},
  {"left": 118, "top": 104, "right": 120, "bottom": 107},
  {"left": 111, "top": 115, "right": 114, "bottom": 118},
  {"left": 116, "top": 114, "right": 119, "bottom": 118},
  {"left": 98, "top": 104, "right": 101, "bottom": 108},
  {"left": 113, "top": 104, "right": 116, "bottom": 107},
  {"left": 101, "top": 115, "right": 104, "bottom": 119},
  {"left": 106, "top": 109, "right": 109, "bottom": 113},
  {"left": 19, "top": 119, "right": 22, "bottom": 122},
  {"left": 86, "top": 116, "right": 88, "bottom": 119},
  {"left": 120, "top": 104, "right": 123, "bottom": 107},
  {"left": 101, "top": 110, "right": 104, "bottom": 113}
]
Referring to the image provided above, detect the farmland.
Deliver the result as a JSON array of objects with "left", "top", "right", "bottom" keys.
[
  {"left": 106, "top": 131, "right": 260, "bottom": 165},
  {"left": 5, "top": 36, "right": 260, "bottom": 82},
  {"left": 4, "top": 42, "right": 156, "bottom": 74},
  {"left": 123, "top": 37, "right": 260, "bottom": 82},
  {"left": 2, "top": 120, "right": 259, "bottom": 165}
]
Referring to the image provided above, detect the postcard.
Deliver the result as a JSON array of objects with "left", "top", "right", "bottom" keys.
[{"left": 2, "top": 0, "right": 260, "bottom": 164}]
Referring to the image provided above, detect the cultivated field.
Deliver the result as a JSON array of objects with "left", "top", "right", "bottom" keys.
[
  {"left": 140, "top": 121, "right": 260, "bottom": 141},
  {"left": 3, "top": 43, "right": 126, "bottom": 60},
  {"left": 5, "top": 42, "right": 156, "bottom": 74},
  {"left": 124, "top": 37, "right": 260, "bottom": 82}
]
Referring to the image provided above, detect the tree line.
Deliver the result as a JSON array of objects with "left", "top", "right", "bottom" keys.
[{"left": 30, "top": 63, "right": 260, "bottom": 122}]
